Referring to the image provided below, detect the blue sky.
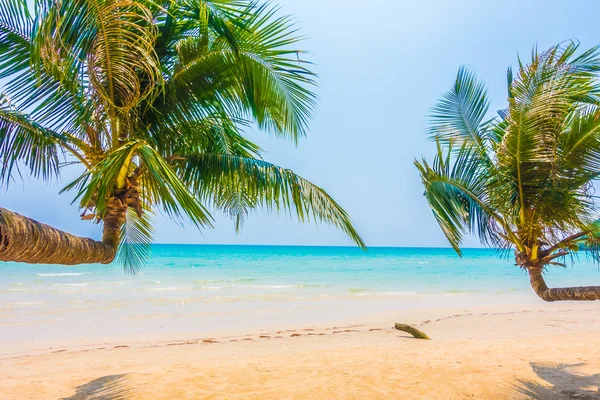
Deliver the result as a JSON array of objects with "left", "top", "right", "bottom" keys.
[{"left": 3, "top": 0, "right": 600, "bottom": 247}]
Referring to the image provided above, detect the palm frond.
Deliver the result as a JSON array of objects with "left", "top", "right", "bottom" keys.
[
  {"left": 415, "top": 140, "right": 505, "bottom": 254},
  {"left": 560, "top": 105, "right": 600, "bottom": 179},
  {"left": 429, "top": 66, "right": 491, "bottom": 148},
  {"left": 153, "top": 0, "right": 253, "bottom": 67},
  {"left": 161, "top": 2, "right": 316, "bottom": 142},
  {"left": 64, "top": 140, "right": 213, "bottom": 228},
  {"left": 0, "top": 0, "right": 87, "bottom": 134},
  {"left": 0, "top": 96, "right": 68, "bottom": 186},
  {"left": 147, "top": 107, "right": 261, "bottom": 158},
  {"left": 176, "top": 153, "right": 365, "bottom": 248},
  {"left": 118, "top": 208, "right": 154, "bottom": 274},
  {"left": 0, "top": 0, "right": 31, "bottom": 78}
]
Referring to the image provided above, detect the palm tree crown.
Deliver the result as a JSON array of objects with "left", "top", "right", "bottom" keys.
[
  {"left": 416, "top": 42, "right": 600, "bottom": 301},
  {"left": 0, "top": 0, "right": 365, "bottom": 272}
]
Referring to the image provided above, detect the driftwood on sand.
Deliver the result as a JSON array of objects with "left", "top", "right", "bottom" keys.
[{"left": 394, "top": 323, "right": 431, "bottom": 340}]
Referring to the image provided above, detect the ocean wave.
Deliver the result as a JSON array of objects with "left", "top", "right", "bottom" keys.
[
  {"left": 55, "top": 288, "right": 110, "bottom": 293},
  {"left": 194, "top": 278, "right": 257, "bottom": 284},
  {"left": 373, "top": 291, "right": 417, "bottom": 296},
  {"left": 52, "top": 283, "right": 90, "bottom": 287},
  {"left": 36, "top": 273, "right": 87, "bottom": 277},
  {"left": 254, "top": 285, "right": 295, "bottom": 289},
  {"left": 443, "top": 289, "right": 484, "bottom": 296},
  {"left": 146, "top": 287, "right": 192, "bottom": 291},
  {"left": 294, "top": 284, "right": 333, "bottom": 289}
]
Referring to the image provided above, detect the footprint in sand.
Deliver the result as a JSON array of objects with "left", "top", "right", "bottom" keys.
[{"left": 290, "top": 333, "right": 302, "bottom": 337}]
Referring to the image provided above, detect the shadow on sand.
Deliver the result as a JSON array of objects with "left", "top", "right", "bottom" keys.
[
  {"left": 61, "top": 374, "right": 132, "bottom": 400},
  {"left": 511, "top": 362, "right": 600, "bottom": 399}
]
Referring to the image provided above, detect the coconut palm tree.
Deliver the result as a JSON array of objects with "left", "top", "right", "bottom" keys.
[
  {"left": 416, "top": 42, "right": 600, "bottom": 302},
  {"left": 0, "top": 0, "right": 365, "bottom": 272}
]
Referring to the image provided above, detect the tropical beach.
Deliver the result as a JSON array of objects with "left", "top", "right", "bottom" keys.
[
  {"left": 3, "top": 247, "right": 600, "bottom": 398},
  {"left": 3, "top": 0, "right": 600, "bottom": 398}
]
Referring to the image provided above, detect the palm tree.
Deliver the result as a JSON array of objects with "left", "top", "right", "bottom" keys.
[
  {"left": 416, "top": 42, "right": 600, "bottom": 302},
  {"left": 0, "top": 0, "right": 365, "bottom": 272}
]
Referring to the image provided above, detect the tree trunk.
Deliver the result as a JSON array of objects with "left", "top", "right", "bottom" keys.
[
  {"left": 0, "top": 201, "right": 126, "bottom": 265},
  {"left": 528, "top": 267, "right": 600, "bottom": 301}
]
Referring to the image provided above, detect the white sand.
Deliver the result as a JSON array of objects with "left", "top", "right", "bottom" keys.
[{"left": 2, "top": 302, "right": 600, "bottom": 399}]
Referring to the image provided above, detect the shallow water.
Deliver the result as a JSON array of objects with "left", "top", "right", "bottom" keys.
[{"left": 1, "top": 245, "right": 599, "bottom": 349}]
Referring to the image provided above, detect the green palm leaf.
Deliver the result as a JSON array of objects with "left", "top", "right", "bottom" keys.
[
  {"left": 0, "top": 96, "right": 68, "bottom": 186},
  {"left": 64, "top": 140, "right": 213, "bottom": 228},
  {"left": 429, "top": 66, "right": 491, "bottom": 148},
  {"left": 177, "top": 153, "right": 365, "bottom": 248},
  {"left": 161, "top": 2, "right": 316, "bottom": 142},
  {"left": 415, "top": 140, "right": 504, "bottom": 254},
  {"left": 118, "top": 208, "right": 154, "bottom": 274}
]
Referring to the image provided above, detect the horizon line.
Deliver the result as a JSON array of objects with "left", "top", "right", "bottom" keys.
[{"left": 149, "top": 243, "right": 489, "bottom": 250}]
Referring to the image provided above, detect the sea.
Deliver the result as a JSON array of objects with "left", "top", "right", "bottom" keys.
[{"left": 2, "top": 245, "right": 599, "bottom": 351}]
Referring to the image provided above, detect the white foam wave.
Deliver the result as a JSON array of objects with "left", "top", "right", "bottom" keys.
[
  {"left": 52, "top": 283, "right": 90, "bottom": 287},
  {"left": 254, "top": 285, "right": 295, "bottom": 289},
  {"left": 372, "top": 291, "right": 417, "bottom": 296},
  {"left": 37, "top": 273, "right": 87, "bottom": 277},
  {"left": 146, "top": 287, "right": 192, "bottom": 291}
]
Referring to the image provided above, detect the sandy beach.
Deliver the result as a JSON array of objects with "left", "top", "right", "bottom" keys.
[{"left": 2, "top": 301, "right": 600, "bottom": 399}]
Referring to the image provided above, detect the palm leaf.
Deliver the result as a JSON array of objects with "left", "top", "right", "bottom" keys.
[
  {"left": 415, "top": 140, "right": 505, "bottom": 254},
  {"left": 429, "top": 66, "right": 491, "bottom": 148},
  {"left": 0, "top": 96, "right": 68, "bottom": 186},
  {"left": 64, "top": 140, "right": 213, "bottom": 228},
  {"left": 118, "top": 208, "right": 154, "bottom": 274},
  {"left": 161, "top": 2, "right": 316, "bottom": 142},
  {"left": 177, "top": 153, "right": 365, "bottom": 248}
]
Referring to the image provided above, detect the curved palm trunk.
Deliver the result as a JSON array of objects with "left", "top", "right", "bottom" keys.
[
  {"left": 528, "top": 267, "right": 600, "bottom": 301},
  {"left": 0, "top": 201, "right": 126, "bottom": 265}
]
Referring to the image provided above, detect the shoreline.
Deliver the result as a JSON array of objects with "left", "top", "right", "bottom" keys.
[
  {"left": 3, "top": 302, "right": 600, "bottom": 399},
  {"left": 0, "top": 294, "right": 561, "bottom": 356}
]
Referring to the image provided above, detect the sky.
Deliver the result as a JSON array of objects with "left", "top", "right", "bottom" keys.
[{"left": 3, "top": 0, "right": 600, "bottom": 248}]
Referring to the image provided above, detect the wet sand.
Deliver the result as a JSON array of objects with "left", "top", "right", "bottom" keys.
[{"left": 2, "top": 302, "right": 600, "bottom": 399}]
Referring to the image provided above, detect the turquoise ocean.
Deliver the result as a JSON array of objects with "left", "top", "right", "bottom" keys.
[{"left": 2, "top": 245, "right": 600, "bottom": 349}]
